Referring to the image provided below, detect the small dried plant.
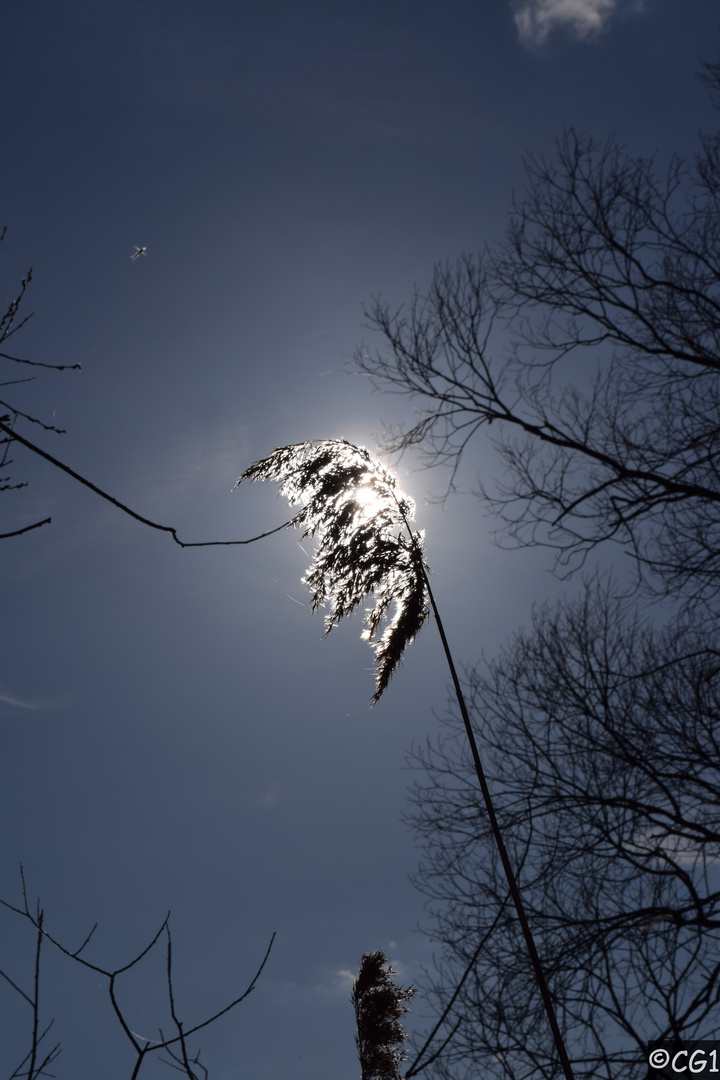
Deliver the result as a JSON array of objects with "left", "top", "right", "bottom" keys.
[
  {"left": 238, "top": 437, "right": 575, "bottom": 1080},
  {"left": 351, "top": 951, "right": 415, "bottom": 1080},
  {"left": 236, "top": 439, "right": 429, "bottom": 704}
]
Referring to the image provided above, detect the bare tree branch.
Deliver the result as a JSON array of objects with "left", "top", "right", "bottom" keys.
[
  {"left": 406, "top": 579, "right": 720, "bottom": 1080},
  {"left": 356, "top": 120, "right": 720, "bottom": 615},
  {"left": 0, "top": 421, "right": 291, "bottom": 548},
  {"left": 0, "top": 870, "right": 275, "bottom": 1079},
  {"left": 0, "top": 518, "right": 51, "bottom": 540}
]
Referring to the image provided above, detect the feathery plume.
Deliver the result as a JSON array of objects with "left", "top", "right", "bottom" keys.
[
  {"left": 351, "top": 950, "right": 415, "bottom": 1080},
  {"left": 236, "top": 439, "right": 429, "bottom": 704},
  {"left": 238, "top": 439, "right": 575, "bottom": 1078}
]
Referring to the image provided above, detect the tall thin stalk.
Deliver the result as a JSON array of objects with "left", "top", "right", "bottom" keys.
[
  {"left": 413, "top": 535, "right": 575, "bottom": 1080},
  {"left": 238, "top": 439, "right": 575, "bottom": 1080}
]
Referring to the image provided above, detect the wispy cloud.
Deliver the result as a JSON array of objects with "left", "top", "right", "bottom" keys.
[
  {"left": 335, "top": 968, "right": 355, "bottom": 991},
  {"left": 512, "top": 0, "right": 627, "bottom": 46},
  {"left": 0, "top": 691, "right": 64, "bottom": 712}
]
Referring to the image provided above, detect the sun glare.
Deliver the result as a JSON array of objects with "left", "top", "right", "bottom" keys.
[
  {"left": 237, "top": 439, "right": 428, "bottom": 702},
  {"left": 352, "top": 483, "right": 385, "bottom": 522}
]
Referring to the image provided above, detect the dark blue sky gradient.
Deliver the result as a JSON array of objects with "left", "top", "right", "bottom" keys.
[{"left": 1, "top": 3, "right": 718, "bottom": 1077}]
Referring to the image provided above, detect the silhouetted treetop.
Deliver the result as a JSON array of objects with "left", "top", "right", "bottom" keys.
[{"left": 356, "top": 96, "right": 720, "bottom": 614}]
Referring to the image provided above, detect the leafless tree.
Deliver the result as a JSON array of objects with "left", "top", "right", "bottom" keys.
[
  {"left": 354, "top": 46, "right": 720, "bottom": 1080},
  {"left": 356, "top": 58, "right": 720, "bottom": 618},
  {"left": 0, "top": 868, "right": 274, "bottom": 1080},
  {"left": 405, "top": 579, "right": 720, "bottom": 1080}
]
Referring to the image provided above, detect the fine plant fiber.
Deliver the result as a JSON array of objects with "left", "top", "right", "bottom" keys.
[{"left": 236, "top": 439, "right": 429, "bottom": 703}]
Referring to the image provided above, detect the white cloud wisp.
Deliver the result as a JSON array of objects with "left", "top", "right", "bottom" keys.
[
  {"left": 513, "top": 0, "right": 619, "bottom": 46},
  {"left": 0, "top": 691, "right": 64, "bottom": 712}
]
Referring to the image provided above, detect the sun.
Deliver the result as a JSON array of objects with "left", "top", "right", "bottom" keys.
[{"left": 350, "top": 482, "right": 386, "bottom": 523}]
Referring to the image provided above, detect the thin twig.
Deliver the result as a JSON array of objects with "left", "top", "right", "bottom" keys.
[
  {"left": 165, "top": 925, "right": 193, "bottom": 1075},
  {"left": 2, "top": 870, "right": 276, "bottom": 1078},
  {"left": 0, "top": 349, "right": 81, "bottom": 371},
  {"left": 403, "top": 897, "right": 510, "bottom": 1077},
  {"left": 0, "top": 518, "right": 51, "bottom": 539},
  {"left": 160, "top": 931, "right": 276, "bottom": 1046},
  {"left": 0, "top": 421, "right": 291, "bottom": 547},
  {"left": 28, "top": 912, "right": 44, "bottom": 1080}
]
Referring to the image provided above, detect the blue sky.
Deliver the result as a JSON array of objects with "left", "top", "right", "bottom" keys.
[{"left": 1, "top": 2, "right": 719, "bottom": 1077}]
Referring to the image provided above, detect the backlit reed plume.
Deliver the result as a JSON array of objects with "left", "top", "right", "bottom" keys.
[
  {"left": 237, "top": 437, "right": 575, "bottom": 1080},
  {"left": 237, "top": 439, "right": 429, "bottom": 704}
]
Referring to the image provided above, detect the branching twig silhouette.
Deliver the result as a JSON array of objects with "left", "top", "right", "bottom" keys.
[
  {"left": 402, "top": 896, "right": 512, "bottom": 1078},
  {"left": 0, "top": 866, "right": 275, "bottom": 1079}
]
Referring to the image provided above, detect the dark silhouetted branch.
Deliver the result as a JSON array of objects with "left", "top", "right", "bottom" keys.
[
  {"left": 0, "top": 867, "right": 275, "bottom": 1079},
  {"left": 0, "top": 518, "right": 51, "bottom": 539},
  {"left": 0, "top": 421, "right": 291, "bottom": 548}
]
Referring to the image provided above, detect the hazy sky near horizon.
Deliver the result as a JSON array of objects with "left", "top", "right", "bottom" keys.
[{"left": 1, "top": 2, "right": 718, "bottom": 1077}]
